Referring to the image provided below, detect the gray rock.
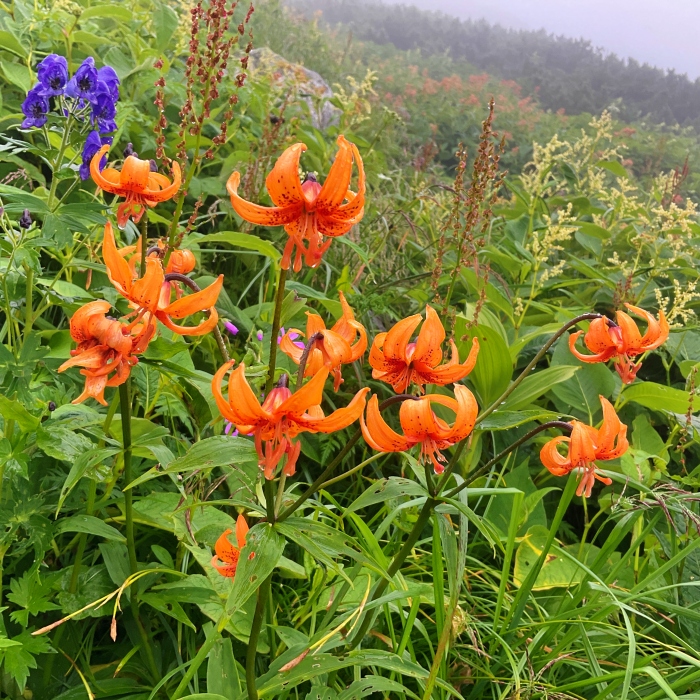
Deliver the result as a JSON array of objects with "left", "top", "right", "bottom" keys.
[{"left": 248, "top": 47, "right": 341, "bottom": 130}]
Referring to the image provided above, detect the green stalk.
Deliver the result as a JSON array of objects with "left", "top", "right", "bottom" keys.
[
  {"left": 347, "top": 497, "right": 436, "bottom": 651},
  {"left": 171, "top": 612, "right": 231, "bottom": 699},
  {"left": 246, "top": 574, "right": 273, "bottom": 700},
  {"left": 23, "top": 263, "right": 33, "bottom": 343},
  {"left": 118, "top": 380, "right": 160, "bottom": 682},
  {"left": 265, "top": 267, "right": 288, "bottom": 394},
  {"left": 47, "top": 114, "right": 74, "bottom": 211}
]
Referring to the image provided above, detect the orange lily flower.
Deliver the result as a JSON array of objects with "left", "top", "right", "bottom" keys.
[
  {"left": 280, "top": 292, "right": 367, "bottom": 391},
  {"left": 90, "top": 145, "right": 181, "bottom": 228},
  {"left": 212, "top": 362, "right": 369, "bottom": 479},
  {"left": 103, "top": 222, "right": 223, "bottom": 336},
  {"left": 569, "top": 304, "right": 669, "bottom": 384},
  {"left": 360, "top": 385, "right": 478, "bottom": 474},
  {"left": 58, "top": 300, "right": 156, "bottom": 405},
  {"left": 119, "top": 237, "right": 196, "bottom": 279},
  {"left": 226, "top": 136, "right": 365, "bottom": 272},
  {"left": 369, "top": 305, "right": 479, "bottom": 394},
  {"left": 540, "top": 396, "right": 628, "bottom": 497},
  {"left": 211, "top": 515, "right": 249, "bottom": 578}
]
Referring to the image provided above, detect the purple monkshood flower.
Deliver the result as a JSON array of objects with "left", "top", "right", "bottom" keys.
[
  {"left": 91, "top": 91, "right": 117, "bottom": 133},
  {"left": 79, "top": 131, "right": 112, "bottom": 180},
  {"left": 224, "top": 321, "right": 239, "bottom": 336},
  {"left": 288, "top": 331, "right": 305, "bottom": 350},
  {"left": 21, "top": 85, "right": 50, "bottom": 128},
  {"left": 97, "top": 65, "right": 120, "bottom": 100},
  {"left": 66, "top": 57, "right": 100, "bottom": 102},
  {"left": 37, "top": 54, "right": 68, "bottom": 96},
  {"left": 256, "top": 330, "right": 264, "bottom": 341}
]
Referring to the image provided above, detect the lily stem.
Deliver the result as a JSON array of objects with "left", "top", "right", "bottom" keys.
[
  {"left": 276, "top": 394, "right": 418, "bottom": 523},
  {"left": 265, "top": 267, "right": 288, "bottom": 394},
  {"left": 246, "top": 574, "right": 273, "bottom": 700},
  {"left": 476, "top": 313, "right": 602, "bottom": 425},
  {"left": 445, "top": 420, "right": 573, "bottom": 500},
  {"left": 118, "top": 380, "right": 160, "bottom": 682}
]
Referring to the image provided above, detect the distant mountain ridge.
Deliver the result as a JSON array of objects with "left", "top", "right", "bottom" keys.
[{"left": 290, "top": 0, "right": 700, "bottom": 128}]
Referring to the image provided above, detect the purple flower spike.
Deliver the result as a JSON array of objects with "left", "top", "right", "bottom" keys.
[
  {"left": 256, "top": 331, "right": 264, "bottom": 341},
  {"left": 21, "top": 85, "right": 50, "bottom": 128},
  {"left": 37, "top": 54, "right": 68, "bottom": 96},
  {"left": 288, "top": 331, "right": 300, "bottom": 341},
  {"left": 91, "top": 92, "right": 117, "bottom": 133},
  {"left": 97, "top": 65, "right": 120, "bottom": 100},
  {"left": 66, "top": 57, "right": 100, "bottom": 102},
  {"left": 79, "top": 131, "right": 112, "bottom": 180},
  {"left": 224, "top": 321, "right": 239, "bottom": 336},
  {"left": 224, "top": 421, "right": 239, "bottom": 437}
]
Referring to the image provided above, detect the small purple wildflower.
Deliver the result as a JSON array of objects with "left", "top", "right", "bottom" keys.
[
  {"left": 21, "top": 86, "right": 50, "bottom": 128},
  {"left": 224, "top": 321, "right": 239, "bottom": 336},
  {"left": 19, "top": 209, "right": 32, "bottom": 229},
  {"left": 79, "top": 131, "right": 112, "bottom": 180},
  {"left": 256, "top": 330, "right": 264, "bottom": 341},
  {"left": 123, "top": 143, "right": 136, "bottom": 158},
  {"left": 37, "top": 54, "right": 68, "bottom": 96},
  {"left": 224, "top": 421, "right": 239, "bottom": 437}
]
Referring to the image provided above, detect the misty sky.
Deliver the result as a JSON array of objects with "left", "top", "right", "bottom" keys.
[{"left": 380, "top": 0, "right": 700, "bottom": 79}]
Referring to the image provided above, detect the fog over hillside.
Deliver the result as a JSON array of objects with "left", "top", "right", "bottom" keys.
[{"left": 379, "top": 0, "right": 700, "bottom": 79}]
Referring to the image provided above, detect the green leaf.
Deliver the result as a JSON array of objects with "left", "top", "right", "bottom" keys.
[
  {"left": 0, "top": 31, "right": 28, "bottom": 58},
  {"left": 55, "top": 515, "right": 126, "bottom": 542},
  {"left": 337, "top": 676, "right": 420, "bottom": 700},
  {"left": 37, "top": 425, "right": 94, "bottom": 462},
  {"left": 140, "top": 592, "right": 196, "bottom": 630},
  {"left": 0, "top": 395, "right": 39, "bottom": 431},
  {"left": 595, "top": 159, "right": 628, "bottom": 178},
  {"left": 225, "top": 523, "right": 285, "bottom": 614},
  {"left": 0, "top": 631, "right": 53, "bottom": 692},
  {"left": 575, "top": 221, "right": 610, "bottom": 239},
  {"left": 207, "top": 636, "right": 241, "bottom": 700},
  {"left": 179, "top": 695, "right": 231, "bottom": 700},
  {"left": 347, "top": 477, "right": 428, "bottom": 512},
  {"left": 57, "top": 448, "right": 119, "bottom": 515},
  {"left": 198, "top": 231, "right": 280, "bottom": 262},
  {"left": 80, "top": 4, "right": 133, "bottom": 21},
  {"left": 501, "top": 365, "right": 579, "bottom": 411},
  {"left": 37, "top": 278, "right": 95, "bottom": 300},
  {"left": 0, "top": 60, "right": 32, "bottom": 92},
  {"left": 455, "top": 318, "right": 511, "bottom": 405},
  {"left": 126, "top": 435, "right": 258, "bottom": 489},
  {"left": 477, "top": 409, "right": 559, "bottom": 431},
  {"left": 153, "top": 3, "right": 180, "bottom": 51},
  {"left": 306, "top": 689, "right": 338, "bottom": 700},
  {"left": 619, "top": 381, "right": 693, "bottom": 415}
]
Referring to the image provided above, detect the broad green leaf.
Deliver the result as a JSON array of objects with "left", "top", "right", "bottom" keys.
[
  {"left": 455, "top": 318, "right": 511, "bottom": 405},
  {"left": 575, "top": 221, "right": 610, "bottom": 239},
  {"left": 595, "top": 159, "right": 629, "bottom": 178},
  {"left": 37, "top": 278, "right": 95, "bottom": 300},
  {"left": 81, "top": 4, "right": 133, "bottom": 21},
  {"left": 55, "top": 515, "right": 126, "bottom": 542},
  {"left": 337, "top": 676, "right": 421, "bottom": 700},
  {"left": 179, "top": 695, "right": 230, "bottom": 700},
  {"left": 347, "top": 477, "right": 428, "bottom": 512},
  {"left": 0, "top": 395, "right": 39, "bottom": 432},
  {"left": 153, "top": 3, "right": 180, "bottom": 50},
  {"left": 140, "top": 593, "right": 196, "bottom": 630},
  {"left": 0, "top": 31, "right": 28, "bottom": 58},
  {"left": 57, "top": 448, "right": 119, "bottom": 515},
  {"left": 198, "top": 231, "right": 280, "bottom": 262},
  {"left": 37, "top": 425, "right": 94, "bottom": 461},
  {"left": 305, "top": 689, "right": 338, "bottom": 700},
  {"left": 619, "top": 381, "right": 694, "bottom": 415},
  {"left": 0, "top": 60, "right": 32, "bottom": 92},
  {"left": 477, "top": 409, "right": 559, "bottom": 431},
  {"left": 225, "top": 523, "right": 285, "bottom": 614},
  {"left": 207, "top": 636, "right": 241, "bottom": 700},
  {"left": 501, "top": 365, "right": 579, "bottom": 411},
  {"left": 126, "top": 435, "right": 258, "bottom": 489}
]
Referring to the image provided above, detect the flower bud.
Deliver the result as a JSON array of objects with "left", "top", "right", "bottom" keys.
[{"left": 19, "top": 209, "right": 32, "bottom": 229}]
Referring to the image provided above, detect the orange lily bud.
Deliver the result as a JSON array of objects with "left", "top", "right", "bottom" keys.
[
  {"left": 226, "top": 135, "right": 365, "bottom": 272},
  {"left": 360, "top": 385, "right": 478, "bottom": 474},
  {"left": 102, "top": 222, "right": 223, "bottom": 336},
  {"left": 540, "top": 396, "right": 628, "bottom": 498},
  {"left": 58, "top": 300, "right": 156, "bottom": 405},
  {"left": 369, "top": 305, "right": 479, "bottom": 394},
  {"left": 90, "top": 145, "right": 181, "bottom": 228},
  {"left": 280, "top": 291, "right": 367, "bottom": 391},
  {"left": 212, "top": 362, "right": 369, "bottom": 480},
  {"left": 211, "top": 515, "right": 249, "bottom": 578},
  {"left": 569, "top": 304, "right": 669, "bottom": 384}
]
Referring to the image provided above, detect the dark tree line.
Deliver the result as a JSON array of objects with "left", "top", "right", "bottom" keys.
[{"left": 291, "top": 0, "right": 700, "bottom": 128}]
